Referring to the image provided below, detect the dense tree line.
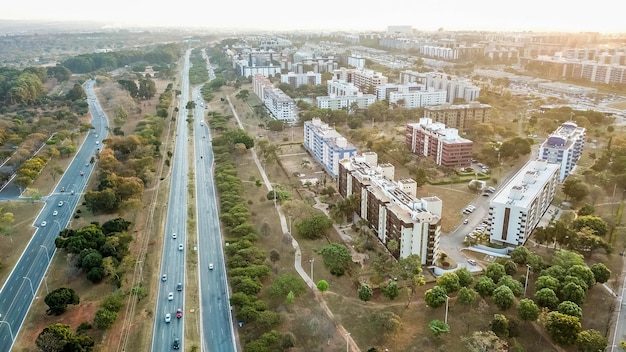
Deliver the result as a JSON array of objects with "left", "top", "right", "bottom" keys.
[
  {"left": 61, "top": 43, "right": 181, "bottom": 74},
  {"left": 211, "top": 126, "right": 307, "bottom": 351},
  {"left": 0, "top": 67, "right": 46, "bottom": 105}
]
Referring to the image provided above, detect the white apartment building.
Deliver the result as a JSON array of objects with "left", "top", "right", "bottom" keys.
[
  {"left": 348, "top": 55, "right": 366, "bottom": 68},
  {"left": 388, "top": 88, "right": 447, "bottom": 108},
  {"left": 264, "top": 88, "right": 296, "bottom": 122},
  {"left": 303, "top": 118, "right": 357, "bottom": 178},
  {"left": 399, "top": 71, "right": 481, "bottom": 104},
  {"left": 316, "top": 94, "right": 376, "bottom": 111},
  {"left": 333, "top": 67, "right": 388, "bottom": 91},
  {"left": 252, "top": 74, "right": 296, "bottom": 122},
  {"left": 281, "top": 71, "right": 322, "bottom": 88},
  {"left": 489, "top": 160, "right": 560, "bottom": 247},
  {"left": 327, "top": 79, "right": 361, "bottom": 97},
  {"left": 338, "top": 152, "right": 442, "bottom": 265},
  {"left": 539, "top": 122, "right": 586, "bottom": 182}
]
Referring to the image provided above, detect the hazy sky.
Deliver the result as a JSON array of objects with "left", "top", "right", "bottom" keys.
[{"left": 2, "top": 0, "right": 625, "bottom": 33}]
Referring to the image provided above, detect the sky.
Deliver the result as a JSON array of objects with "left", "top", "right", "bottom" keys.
[{"left": 2, "top": 0, "right": 625, "bottom": 33}]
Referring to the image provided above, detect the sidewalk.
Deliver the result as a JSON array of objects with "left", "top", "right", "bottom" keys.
[{"left": 226, "top": 95, "right": 361, "bottom": 352}]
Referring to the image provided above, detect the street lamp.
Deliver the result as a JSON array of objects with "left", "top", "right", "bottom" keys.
[
  {"left": 309, "top": 258, "right": 315, "bottom": 282},
  {"left": 524, "top": 264, "right": 531, "bottom": 297},
  {"left": 0, "top": 314, "right": 14, "bottom": 342},
  {"left": 345, "top": 332, "right": 351, "bottom": 352},
  {"left": 40, "top": 244, "right": 50, "bottom": 261},
  {"left": 23, "top": 276, "right": 34, "bottom": 296},
  {"left": 444, "top": 295, "right": 450, "bottom": 324}
]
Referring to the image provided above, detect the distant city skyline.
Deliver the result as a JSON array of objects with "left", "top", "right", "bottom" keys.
[{"left": 2, "top": 0, "right": 625, "bottom": 33}]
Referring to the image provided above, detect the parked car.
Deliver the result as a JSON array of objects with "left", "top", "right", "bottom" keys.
[{"left": 468, "top": 259, "right": 477, "bottom": 266}]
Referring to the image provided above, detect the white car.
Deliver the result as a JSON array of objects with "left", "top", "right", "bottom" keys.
[
  {"left": 468, "top": 259, "right": 477, "bottom": 266},
  {"left": 52, "top": 211, "right": 58, "bottom": 216},
  {"left": 161, "top": 274, "right": 167, "bottom": 282},
  {"left": 58, "top": 201, "right": 64, "bottom": 207},
  {"left": 178, "top": 244, "right": 183, "bottom": 251},
  {"left": 41, "top": 221, "right": 47, "bottom": 227},
  {"left": 172, "top": 233, "right": 177, "bottom": 239},
  {"left": 209, "top": 263, "right": 214, "bottom": 270},
  {"left": 165, "top": 313, "right": 171, "bottom": 323},
  {"left": 168, "top": 292, "right": 174, "bottom": 301}
]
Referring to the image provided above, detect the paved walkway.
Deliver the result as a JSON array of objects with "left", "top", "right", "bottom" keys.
[{"left": 226, "top": 95, "right": 360, "bottom": 352}]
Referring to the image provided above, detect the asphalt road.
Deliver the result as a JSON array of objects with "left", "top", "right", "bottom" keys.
[
  {"left": 0, "top": 79, "right": 107, "bottom": 352},
  {"left": 151, "top": 50, "right": 191, "bottom": 352},
  {"left": 192, "top": 80, "right": 236, "bottom": 352}
]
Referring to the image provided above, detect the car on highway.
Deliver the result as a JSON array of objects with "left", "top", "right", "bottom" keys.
[
  {"left": 178, "top": 244, "right": 183, "bottom": 251},
  {"left": 168, "top": 292, "right": 174, "bottom": 301},
  {"left": 209, "top": 263, "right": 214, "bottom": 270},
  {"left": 176, "top": 283, "right": 182, "bottom": 291},
  {"left": 172, "top": 339, "right": 180, "bottom": 350},
  {"left": 462, "top": 219, "right": 469, "bottom": 224},
  {"left": 176, "top": 308, "right": 182, "bottom": 319},
  {"left": 58, "top": 201, "right": 64, "bottom": 207},
  {"left": 41, "top": 221, "right": 47, "bottom": 227},
  {"left": 80, "top": 171, "right": 84, "bottom": 176},
  {"left": 61, "top": 187, "right": 65, "bottom": 192},
  {"left": 95, "top": 141, "right": 99, "bottom": 145},
  {"left": 165, "top": 313, "right": 171, "bottom": 323},
  {"left": 172, "top": 233, "right": 177, "bottom": 239},
  {"left": 161, "top": 274, "right": 167, "bottom": 282}
]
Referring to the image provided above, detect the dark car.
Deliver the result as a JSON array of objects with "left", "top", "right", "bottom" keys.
[
  {"left": 172, "top": 339, "right": 180, "bottom": 350},
  {"left": 176, "top": 283, "right": 182, "bottom": 291}
]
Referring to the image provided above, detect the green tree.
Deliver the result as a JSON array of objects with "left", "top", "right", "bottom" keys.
[
  {"left": 320, "top": 243, "right": 352, "bottom": 276},
  {"left": 317, "top": 280, "right": 329, "bottom": 292},
  {"left": 425, "top": 285, "right": 448, "bottom": 308},
  {"left": 44, "top": 287, "right": 80, "bottom": 316},
  {"left": 475, "top": 276, "right": 496, "bottom": 297},
  {"left": 374, "top": 311, "right": 402, "bottom": 335},
  {"left": 518, "top": 298, "right": 539, "bottom": 322},
  {"left": 576, "top": 329, "right": 607, "bottom": 352},
  {"left": 462, "top": 331, "right": 508, "bottom": 352},
  {"left": 546, "top": 311, "right": 581, "bottom": 346},
  {"left": 562, "top": 178, "right": 589, "bottom": 202},
  {"left": 485, "top": 263, "right": 506, "bottom": 283},
  {"left": 493, "top": 285, "right": 515, "bottom": 310},
  {"left": 428, "top": 319, "right": 450, "bottom": 338},
  {"left": 503, "top": 260, "right": 517, "bottom": 275},
  {"left": 535, "top": 288, "right": 559, "bottom": 309},
  {"left": 496, "top": 275, "right": 524, "bottom": 297},
  {"left": 36, "top": 323, "right": 94, "bottom": 352},
  {"left": 295, "top": 214, "right": 333, "bottom": 239},
  {"left": 557, "top": 301, "right": 583, "bottom": 318},
  {"left": 561, "top": 282, "right": 586, "bottom": 306},
  {"left": 358, "top": 284, "right": 373, "bottom": 302},
  {"left": 591, "top": 263, "right": 611, "bottom": 283},
  {"left": 536, "top": 275, "right": 561, "bottom": 292},
  {"left": 455, "top": 267, "right": 474, "bottom": 287},
  {"left": 457, "top": 287, "right": 478, "bottom": 306},
  {"left": 383, "top": 281, "right": 399, "bottom": 300},
  {"left": 489, "top": 314, "right": 509, "bottom": 338},
  {"left": 436, "top": 272, "right": 460, "bottom": 293},
  {"left": 566, "top": 265, "right": 596, "bottom": 289},
  {"left": 268, "top": 274, "right": 307, "bottom": 298},
  {"left": 93, "top": 308, "right": 118, "bottom": 330},
  {"left": 572, "top": 215, "right": 608, "bottom": 237},
  {"left": 510, "top": 246, "right": 530, "bottom": 264}
]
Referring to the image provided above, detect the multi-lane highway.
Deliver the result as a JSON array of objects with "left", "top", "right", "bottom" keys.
[
  {"left": 192, "top": 82, "right": 236, "bottom": 352},
  {"left": 0, "top": 79, "right": 107, "bottom": 352},
  {"left": 151, "top": 50, "right": 191, "bottom": 352}
]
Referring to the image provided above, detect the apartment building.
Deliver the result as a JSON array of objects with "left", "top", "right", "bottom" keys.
[
  {"left": 399, "top": 71, "right": 481, "bottom": 104},
  {"left": 406, "top": 118, "right": 473, "bottom": 167},
  {"left": 303, "top": 118, "right": 357, "bottom": 178},
  {"left": 539, "top": 122, "right": 586, "bottom": 182},
  {"left": 338, "top": 152, "right": 442, "bottom": 265},
  {"left": 333, "top": 67, "right": 388, "bottom": 92},
  {"left": 280, "top": 71, "right": 322, "bottom": 89},
  {"left": 489, "top": 160, "right": 560, "bottom": 247},
  {"left": 252, "top": 74, "right": 296, "bottom": 122},
  {"left": 424, "top": 102, "right": 492, "bottom": 130},
  {"left": 316, "top": 82, "right": 377, "bottom": 111}
]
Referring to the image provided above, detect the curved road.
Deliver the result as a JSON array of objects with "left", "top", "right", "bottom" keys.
[{"left": 0, "top": 79, "right": 107, "bottom": 352}]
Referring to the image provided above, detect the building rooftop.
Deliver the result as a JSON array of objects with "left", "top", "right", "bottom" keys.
[{"left": 491, "top": 160, "right": 559, "bottom": 208}]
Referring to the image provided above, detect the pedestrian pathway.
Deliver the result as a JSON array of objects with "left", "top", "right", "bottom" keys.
[{"left": 226, "top": 95, "right": 361, "bottom": 352}]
